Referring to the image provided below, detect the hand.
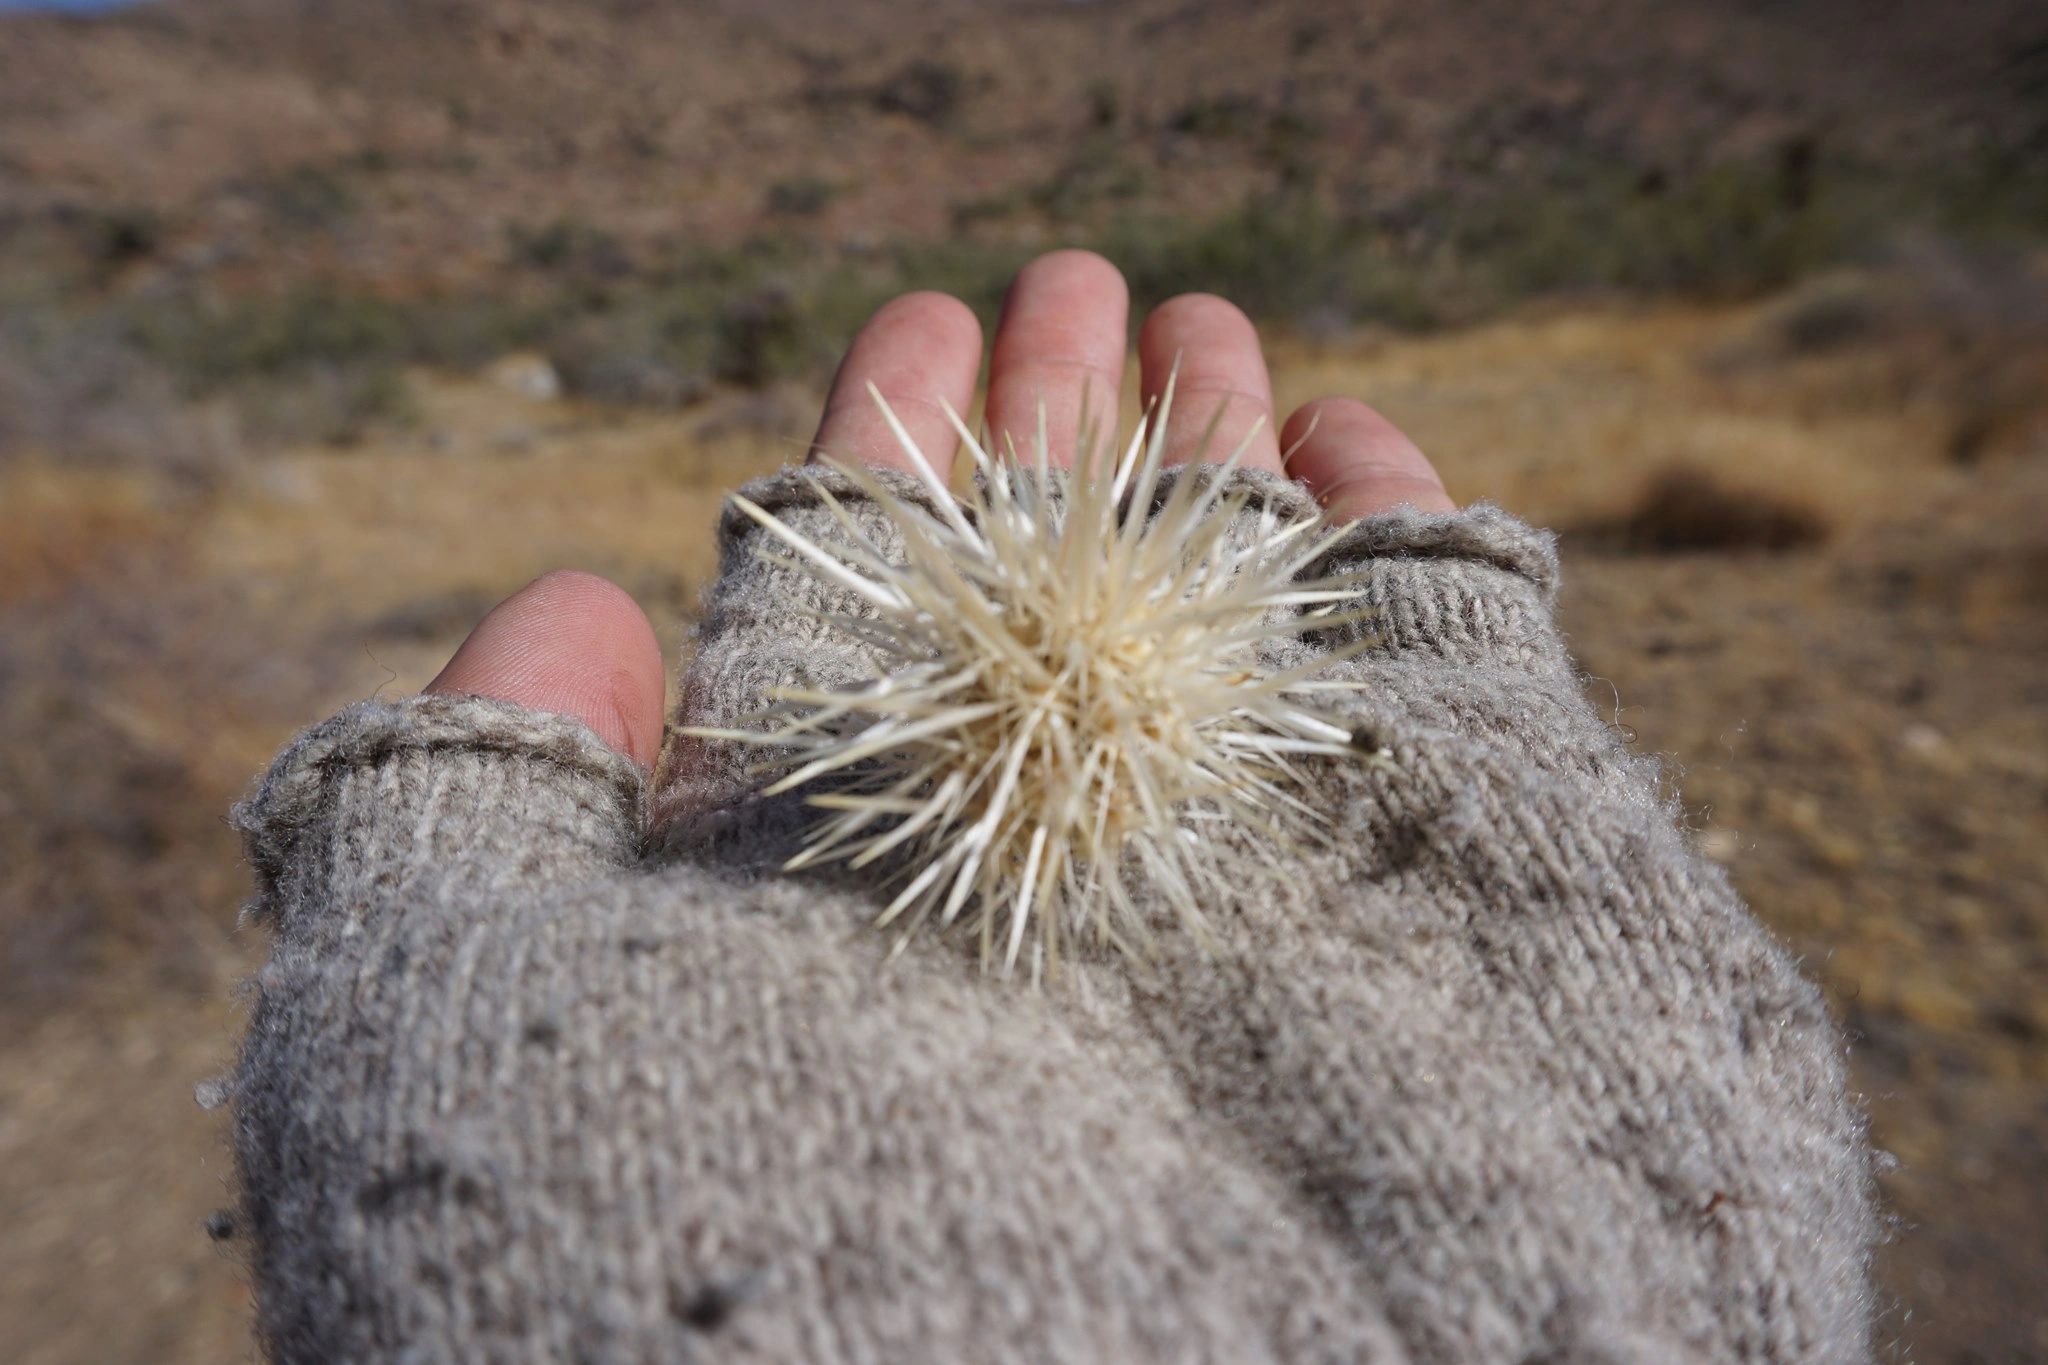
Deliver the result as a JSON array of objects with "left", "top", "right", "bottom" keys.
[{"left": 425, "top": 249, "right": 1457, "bottom": 765}]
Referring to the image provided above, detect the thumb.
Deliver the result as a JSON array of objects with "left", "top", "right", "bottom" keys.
[{"left": 425, "top": 571, "right": 666, "bottom": 767}]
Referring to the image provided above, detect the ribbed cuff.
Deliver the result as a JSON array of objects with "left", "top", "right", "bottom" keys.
[
  {"left": 1298, "top": 501, "right": 1563, "bottom": 665},
  {"left": 1306, "top": 500, "right": 1559, "bottom": 593},
  {"left": 234, "top": 694, "right": 647, "bottom": 929},
  {"left": 713, "top": 464, "right": 945, "bottom": 556}
]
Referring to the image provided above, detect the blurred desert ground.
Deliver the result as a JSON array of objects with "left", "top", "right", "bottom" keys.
[{"left": 1, "top": 0, "right": 2044, "bottom": 1360}]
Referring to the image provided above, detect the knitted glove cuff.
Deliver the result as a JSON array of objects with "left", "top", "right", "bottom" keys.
[{"left": 233, "top": 694, "right": 646, "bottom": 924}]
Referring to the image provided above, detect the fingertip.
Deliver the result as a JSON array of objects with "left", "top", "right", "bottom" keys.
[
  {"left": 1008, "top": 248, "right": 1128, "bottom": 303},
  {"left": 872, "top": 290, "right": 981, "bottom": 348},
  {"left": 1282, "top": 398, "right": 1456, "bottom": 520},
  {"left": 812, "top": 291, "right": 983, "bottom": 477},
  {"left": 985, "top": 249, "right": 1131, "bottom": 468},
  {"left": 1139, "top": 291, "right": 1245, "bottom": 338},
  {"left": 1137, "top": 292, "right": 1282, "bottom": 471}
]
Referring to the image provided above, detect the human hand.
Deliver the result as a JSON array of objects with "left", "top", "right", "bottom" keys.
[{"left": 424, "top": 249, "right": 1456, "bottom": 764}]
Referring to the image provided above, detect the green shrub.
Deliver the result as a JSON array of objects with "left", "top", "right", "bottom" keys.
[
  {"left": 506, "top": 218, "right": 632, "bottom": 277},
  {"left": 58, "top": 136, "right": 2042, "bottom": 440},
  {"left": 1085, "top": 79, "right": 1120, "bottom": 130},
  {"left": 235, "top": 364, "right": 419, "bottom": 449},
  {"left": 546, "top": 304, "right": 712, "bottom": 407},
  {"left": 127, "top": 286, "right": 412, "bottom": 390},
  {"left": 872, "top": 60, "right": 965, "bottom": 124},
  {"left": 1168, "top": 95, "right": 1263, "bottom": 139},
  {"left": 1032, "top": 135, "right": 1151, "bottom": 219},
  {"left": 765, "top": 176, "right": 838, "bottom": 217},
  {"left": 84, "top": 208, "right": 164, "bottom": 266},
  {"left": 255, "top": 163, "right": 359, "bottom": 229}
]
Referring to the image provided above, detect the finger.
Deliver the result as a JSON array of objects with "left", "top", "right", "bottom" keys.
[
  {"left": 983, "top": 249, "right": 1130, "bottom": 469},
  {"left": 425, "top": 571, "right": 666, "bottom": 767},
  {"left": 810, "top": 291, "right": 983, "bottom": 479},
  {"left": 1281, "top": 398, "right": 1456, "bottom": 520},
  {"left": 1137, "top": 294, "right": 1284, "bottom": 472}
]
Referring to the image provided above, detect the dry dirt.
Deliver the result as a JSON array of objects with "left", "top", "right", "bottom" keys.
[{"left": 2, "top": 292, "right": 2043, "bottom": 1362}]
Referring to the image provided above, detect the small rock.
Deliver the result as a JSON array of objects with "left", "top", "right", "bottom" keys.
[
  {"left": 1898, "top": 721, "right": 1958, "bottom": 771},
  {"left": 485, "top": 353, "right": 563, "bottom": 402}
]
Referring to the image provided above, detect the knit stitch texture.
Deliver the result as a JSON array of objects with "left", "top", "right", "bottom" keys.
[{"left": 227, "top": 466, "right": 1878, "bottom": 1363}]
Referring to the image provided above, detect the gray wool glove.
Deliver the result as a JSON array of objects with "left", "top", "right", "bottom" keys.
[{"left": 227, "top": 467, "right": 1878, "bottom": 1363}]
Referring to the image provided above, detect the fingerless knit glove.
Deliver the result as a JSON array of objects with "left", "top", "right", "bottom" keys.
[{"left": 228, "top": 468, "right": 1876, "bottom": 1363}]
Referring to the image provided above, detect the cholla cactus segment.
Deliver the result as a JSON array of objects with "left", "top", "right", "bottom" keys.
[{"left": 688, "top": 377, "right": 1378, "bottom": 978}]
